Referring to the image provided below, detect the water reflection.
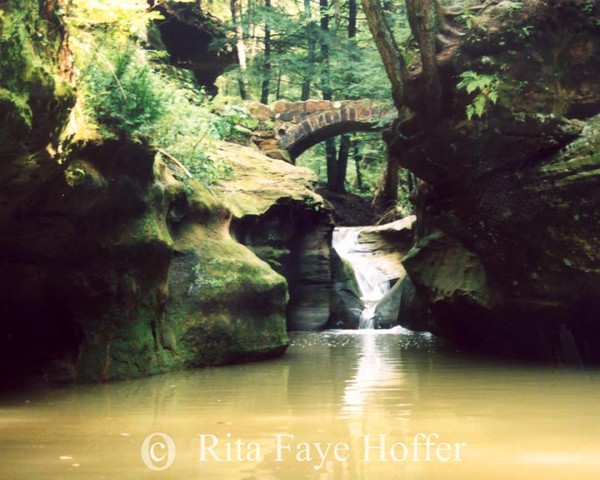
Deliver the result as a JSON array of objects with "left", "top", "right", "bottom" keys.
[
  {"left": 1, "top": 331, "right": 600, "bottom": 479},
  {"left": 343, "top": 330, "right": 408, "bottom": 416}
]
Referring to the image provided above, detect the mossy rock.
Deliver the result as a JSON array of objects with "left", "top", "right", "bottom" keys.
[
  {"left": 0, "top": 1, "right": 75, "bottom": 158},
  {"left": 165, "top": 238, "right": 289, "bottom": 367}
]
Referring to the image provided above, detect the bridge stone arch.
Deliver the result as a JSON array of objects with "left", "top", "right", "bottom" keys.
[{"left": 248, "top": 99, "right": 395, "bottom": 162}]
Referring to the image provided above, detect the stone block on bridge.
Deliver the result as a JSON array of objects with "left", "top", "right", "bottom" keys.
[{"left": 305, "top": 99, "right": 332, "bottom": 112}]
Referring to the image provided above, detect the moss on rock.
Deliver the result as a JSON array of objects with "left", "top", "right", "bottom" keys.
[
  {"left": 0, "top": 1, "right": 294, "bottom": 383},
  {"left": 208, "top": 141, "right": 324, "bottom": 218},
  {"left": 0, "top": 0, "right": 75, "bottom": 158},
  {"left": 165, "top": 238, "right": 289, "bottom": 367}
]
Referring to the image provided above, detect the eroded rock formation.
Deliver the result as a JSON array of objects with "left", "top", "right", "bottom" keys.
[
  {"left": 214, "top": 143, "right": 335, "bottom": 331},
  {"left": 392, "top": 0, "right": 600, "bottom": 362},
  {"left": 0, "top": 1, "right": 292, "bottom": 382}
]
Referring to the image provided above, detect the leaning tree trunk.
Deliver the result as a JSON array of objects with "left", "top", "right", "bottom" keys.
[
  {"left": 360, "top": 0, "right": 408, "bottom": 110},
  {"left": 406, "top": 0, "right": 442, "bottom": 122}
]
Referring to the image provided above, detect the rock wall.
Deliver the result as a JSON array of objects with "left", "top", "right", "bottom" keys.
[
  {"left": 214, "top": 143, "right": 334, "bottom": 331},
  {"left": 0, "top": 1, "right": 288, "bottom": 382},
  {"left": 152, "top": 1, "right": 234, "bottom": 95},
  {"left": 0, "top": 135, "right": 290, "bottom": 382},
  {"left": 392, "top": 0, "right": 600, "bottom": 362}
]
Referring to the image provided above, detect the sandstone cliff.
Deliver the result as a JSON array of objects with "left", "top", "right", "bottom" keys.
[{"left": 392, "top": 0, "right": 600, "bottom": 362}]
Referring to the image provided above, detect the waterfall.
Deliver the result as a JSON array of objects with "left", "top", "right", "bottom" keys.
[{"left": 332, "top": 227, "right": 391, "bottom": 329}]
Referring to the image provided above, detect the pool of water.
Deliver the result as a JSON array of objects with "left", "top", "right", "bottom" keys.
[{"left": 1, "top": 330, "right": 599, "bottom": 479}]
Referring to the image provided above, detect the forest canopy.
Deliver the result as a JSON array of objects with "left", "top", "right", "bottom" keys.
[{"left": 64, "top": 0, "right": 484, "bottom": 211}]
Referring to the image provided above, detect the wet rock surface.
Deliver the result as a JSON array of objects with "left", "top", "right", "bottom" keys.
[{"left": 329, "top": 217, "right": 416, "bottom": 330}]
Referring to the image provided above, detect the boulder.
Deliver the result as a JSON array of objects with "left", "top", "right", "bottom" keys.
[
  {"left": 373, "top": 276, "right": 432, "bottom": 332},
  {"left": 352, "top": 217, "right": 416, "bottom": 283},
  {"left": 327, "top": 249, "right": 363, "bottom": 329}
]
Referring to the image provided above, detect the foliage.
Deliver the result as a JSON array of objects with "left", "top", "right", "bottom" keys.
[
  {"left": 505, "top": 1, "right": 524, "bottom": 17},
  {"left": 0, "top": 0, "right": 75, "bottom": 156},
  {"left": 457, "top": 70, "right": 499, "bottom": 120},
  {"left": 69, "top": 0, "right": 161, "bottom": 37},
  {"left": 68, "top": 0, "right": 234, "bottom": 186},
  {"left": 82, "top": 47, "right": 164, "bottom": 135},
  {"left": 149, "top": 66, "right": 234, "bottom": 185},
  {"left": 211, "top": 105, "right": 260, "bottom": 141},
  {"left": 582, "top": 1, "right": 595, "bottom": 14},
  {"left": 456, "top": 8, "right": 477, "bottom": 29},
  {"left": 214, "top": 0, "right": 395, "bottom": 102}
]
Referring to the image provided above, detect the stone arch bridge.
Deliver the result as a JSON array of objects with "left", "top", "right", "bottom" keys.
[{"left": 246, "top": 99, "right": 396, "bottom": 162}]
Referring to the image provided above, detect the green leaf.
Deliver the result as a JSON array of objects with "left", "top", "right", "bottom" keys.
[
  {"left": 473, "top": 95, "right": 487, "bottom": 117},
  {"left": 466, "top": 105, "right": 475, "bottom": 120}
]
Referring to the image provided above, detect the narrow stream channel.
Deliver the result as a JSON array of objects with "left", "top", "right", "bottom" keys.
[{"left": 1, "top": 331, "right": 599, "bottom": 479}]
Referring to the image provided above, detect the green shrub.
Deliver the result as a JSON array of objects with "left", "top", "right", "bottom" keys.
[
  {"left": 83, "top": 47, "right": 165, "bottom": 136},
  {"left": 76, "top": 37, "right": 231, "bottom": 185}
]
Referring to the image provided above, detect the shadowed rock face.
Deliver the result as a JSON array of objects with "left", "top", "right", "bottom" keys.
[
  {"left": 231, "top": 201, "right": 334, "bottom": 332},
  {"left": 152, "top": 1, "right": 234, "bottom": 95},
  {"left": 392, "top": 0, "right": 600, "bottom": 362},
  {"left": 0, "top": 137, "right": 290, "bottom": 382},
  {"left": 0, "top": 2, "right": 289, "bottom": 383}
]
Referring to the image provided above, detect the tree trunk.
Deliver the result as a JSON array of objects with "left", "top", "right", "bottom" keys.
[
  {"left": 333, "top": 135, "right": 351, "bottom": 192},
  {"left": 407, "top": 169, "right": 415, "bottom": 193},
  {"left": 260, "top": 0, "right": 271, "bottom": 104},
  {"left": 379, "top": 153, "right": 400, "bottom": 211},
  {"left": 360, "top": 0, "right": 408, "bottom": 109},
  {"left": 276, "top": 65, "right": 282, "bottom": 99},
  {"left": 348, "top": 0, "right": 357, "bottom": 38},
  {"left": 325, "top": 139, "right": 337, "bottom": 188},
  {"left": 319, "top": 0, "right": 332, "bottom": 101},
  {"left": 320, "top": 0, "right": 337, "bottom": 187},
  {"left": 301, "top": 0, "right": 316, "bottom": 100},
  {"left": 330, "top": 0, "right": 358, "bottom": 193},
  {"left": 230, "top": 0, "right": 249, "bottom": 100},
  {"left": 353, "top": 140, "right": 363, "bottom": 190},
  {"left": 406, "top": 0, "right": 442, "bottom": 121}
]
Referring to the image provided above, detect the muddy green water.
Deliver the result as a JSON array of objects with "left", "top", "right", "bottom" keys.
[{"left": 1, "top": 330, "right": 600, "bottom": 480}]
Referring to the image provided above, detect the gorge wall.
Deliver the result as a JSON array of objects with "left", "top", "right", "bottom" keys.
[
  {"left": 0, "top": 0, "right": 321, "bottom": 382},
  {"left": 392, "top": 0, "right": 600, "bottom": 362}
]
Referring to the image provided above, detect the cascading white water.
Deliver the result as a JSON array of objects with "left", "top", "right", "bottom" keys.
[{"left": 332, "top": 227, "right": 391, "bottom": 329}]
